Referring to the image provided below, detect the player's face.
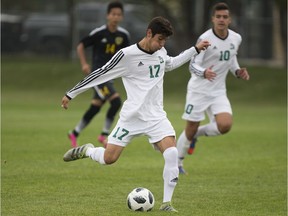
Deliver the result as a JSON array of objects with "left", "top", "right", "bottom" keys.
[
  {"left": 149, "top": 33, "right": 168, "bottom": 52},
  {"left": 107, "top": 8, "right": 123, "bottom": 26},
  {"left": 212, "top": 10, "right": 231, "bottom": 31}
]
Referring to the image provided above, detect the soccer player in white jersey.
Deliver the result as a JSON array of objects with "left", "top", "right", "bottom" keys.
[
  {"left": 61, "top": 16, "right": 210, "bottom": 212},
  {"left": 177, "top": 2, "right": 250, "bottom": 175}
]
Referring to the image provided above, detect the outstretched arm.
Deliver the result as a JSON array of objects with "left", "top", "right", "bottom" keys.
[
  {"left": 61, "top": 50, "right": 126, "bottom": 110},
  {"left": 165, "top": 40, "right": 210, "bottom": 72}
]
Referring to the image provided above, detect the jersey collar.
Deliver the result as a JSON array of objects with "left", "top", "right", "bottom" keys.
[
  {"left": 137, "top": 43, "right": 154, "bottom": 55},
  {"left": 212, "top": 28, "right": 229, "bottom": 40}
]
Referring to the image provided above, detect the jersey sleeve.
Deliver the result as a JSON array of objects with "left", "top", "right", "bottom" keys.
[
  {"left": 80, "top": 32, "right": 98, "bottom": 48},
  {"left": 165, "top": 46, "right": 199, "bottom": 72},
  {"left": 189, "top": 38, "right": 206, "bottom": 77},
  {"left": 229, "top": 55, "right": 241, "bottom": 77},
  {"left": 229, "top": 34, "right": 242, "bottom": 77},
  {"left": 66, "top": 50, "right": 127, "bottom": 99}
]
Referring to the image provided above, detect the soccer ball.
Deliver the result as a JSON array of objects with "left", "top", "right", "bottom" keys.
[{"left": 127, "top": 187, "right": 155, "bottom": 212}]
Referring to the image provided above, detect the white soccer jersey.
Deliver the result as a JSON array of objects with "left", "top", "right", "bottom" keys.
[
  {"left": 66, "top": 43, "right": 199, "bottom": 121},
  {"left": 189, "top": 29, "right": 242, "bottom": 96}
]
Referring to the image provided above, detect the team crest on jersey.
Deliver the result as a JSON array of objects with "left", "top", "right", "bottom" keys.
[
  {"left": 230, "top": 43, "right": 235, "bottom": 49},
  {"left": 115, "top": 37, "right": 123, "bottom": 45},
  {"left": 158, "top": 56, "right": 164, "bottom": 63}
]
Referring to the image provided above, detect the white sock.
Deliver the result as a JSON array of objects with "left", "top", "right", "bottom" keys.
[
  {"left": 86, "top": 147, "right": 106, "bottom": 165},
  {"left": 162, "top": 147, "right": 179, "bottom": 203},
  {"left": 176, "top": 131, "right": 191, "bottom": 166},
  {"left": 195, "top": 122, "right": 221, "bottom": 137}
]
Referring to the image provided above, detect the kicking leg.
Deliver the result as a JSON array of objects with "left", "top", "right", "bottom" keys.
[{"left": 63, "top": 143, "right": 124, "bottom": 165}]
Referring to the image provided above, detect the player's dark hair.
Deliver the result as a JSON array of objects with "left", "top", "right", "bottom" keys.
[
  {"left": 107, "top": 1, "right": 123, "bottom": 14},
  {"left": 147, "top": 16, "right": 173, "bottom": 37},
  {"left": 212, "top": 2, "right": 230, "bottom": 15}
]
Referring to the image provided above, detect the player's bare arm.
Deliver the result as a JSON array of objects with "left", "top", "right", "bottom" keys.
[
  {"left": 77, "top": 43, "right": 91, "bottom": 75},
  {"left": 236, "top": 68, "right": 250, "bottom": 80}
]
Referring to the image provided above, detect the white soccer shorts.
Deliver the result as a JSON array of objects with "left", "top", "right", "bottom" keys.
[
  {"left": 107, "top": 117, "right": 176, "bottom": 148},
  {"left": 182, "top": 92, "right": 232, "bottom": 122}
]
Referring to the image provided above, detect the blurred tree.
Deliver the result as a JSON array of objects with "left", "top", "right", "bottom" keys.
[{"left": 275, "top": 0, "right": 287, "bottom": 65}]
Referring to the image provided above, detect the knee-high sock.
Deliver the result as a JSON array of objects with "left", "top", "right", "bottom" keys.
[
  {"left": 176, "top": 131, "right": 191, "bottom": 166},
  {"left": 163, "top": 147, "right": 179, "bottom": 203},
  {"left": 74, "top": 105, "right": 101, "bottom": 135},
  {"left": 86, "top": 147, "right": 106, "bottom": 165},
  {"left": 195, "top": 122, "right": 221, "bottom": 137}
]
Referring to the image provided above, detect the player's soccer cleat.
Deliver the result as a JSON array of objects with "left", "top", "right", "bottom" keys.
[
  {"left": 159, "top": 202, "right": 178, "bottom": 212},
  {"left": 68, "top": 131, "right": 78, "bottom": 148},
  {"left": 97, "top": 134, "right": 108, "bottom": 148},
  {"left": 63, "top": 143, "right": 94, "bottom": 162},
  {"left": 187, "top": 138, "right": 197, "bottom": 155},
  {"left": 178, "top": 166, "right": 188, "bottom": 175}
]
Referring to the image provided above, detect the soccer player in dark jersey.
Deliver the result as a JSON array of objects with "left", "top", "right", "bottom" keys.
[{"left": 68, "top": 1, "right": 130, "bottom": 147}]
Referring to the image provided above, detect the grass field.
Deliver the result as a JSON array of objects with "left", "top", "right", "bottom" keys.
[{"left": 1, "top": 56, "right": 287, "bottom": 216}]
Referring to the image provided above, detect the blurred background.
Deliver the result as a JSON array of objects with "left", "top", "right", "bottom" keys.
[{"left": 1, "top": 0, "right": 287, "bottom": 68}]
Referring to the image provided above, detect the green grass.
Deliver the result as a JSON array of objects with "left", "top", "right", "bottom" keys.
[{"left": 1, "top": 56, "right": 287, "bottom": 215}]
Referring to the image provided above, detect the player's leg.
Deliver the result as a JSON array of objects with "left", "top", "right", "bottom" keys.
[
  {"left": 63, "top": 142, "right": 124, "bottom": 165},
  {"left": 177, "top": 121, "right": 200, "bottom": 174},
  {"left": 97, "top": 82, "right": 122, "bottom": 146},
  {"left": 195, "top": 113, "right": 232, "bottom": 137},
  {"left": 155, "top": 136, "right": 178, "bottom": 212},
  {"left": 68, "top": 88, "right": 104, "bottom": 147},
  {"left": 98, "top": 93, "right": 122, "bottom": 146},
  {"left": 90, "top": 116, "right": 139, "bottom": 164},
  {"left": 148, "top": 119, "right": 178, "bottom": 212},
  {"left": 177, "top": 92, "right": 207, "bottom": 173},
  {"left": 194, "top": 95, "right": 233, "bottom": 137},
  {"left": 86, "top": 143, "right": 124, "bottom": 165},
  {"left": 64, "top": 118, "right": 133, "bottom": 164}
]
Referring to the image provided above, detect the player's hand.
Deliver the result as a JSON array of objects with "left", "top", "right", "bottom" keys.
[
  {"left": 236, "top": 68, "right": 250, "bottom": 80},
  {"left": 204, "top": 65, "right": 216, "bottom": 81},
  {"left": 82, "top": 64, "right": 91, "bottom": 75},
  {"left": 196, "top": 40, "right": 211, "bottom": 51},
  {"left": 61, "top": 95, "right": 70, "bottom": 110}
]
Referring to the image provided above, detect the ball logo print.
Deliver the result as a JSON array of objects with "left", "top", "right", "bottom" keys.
[{"left": 127, "top": 187, "right": 155, "bottom": 212}]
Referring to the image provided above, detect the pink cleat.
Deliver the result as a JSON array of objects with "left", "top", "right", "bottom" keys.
[
  {"left": 97, "top": 135, "right": 107, "bottom": 148},
  {"left": 68, "top": 131, "right": 78, "bottom": 148}
]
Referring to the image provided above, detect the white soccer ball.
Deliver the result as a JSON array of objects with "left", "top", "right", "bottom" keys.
[{"left": 127, "top": 187, "right": 155, "bottom": 212}]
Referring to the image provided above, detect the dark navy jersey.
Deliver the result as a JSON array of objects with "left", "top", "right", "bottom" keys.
[{"left": 80, "top": 24, "right": 130, "bottom": 70}]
